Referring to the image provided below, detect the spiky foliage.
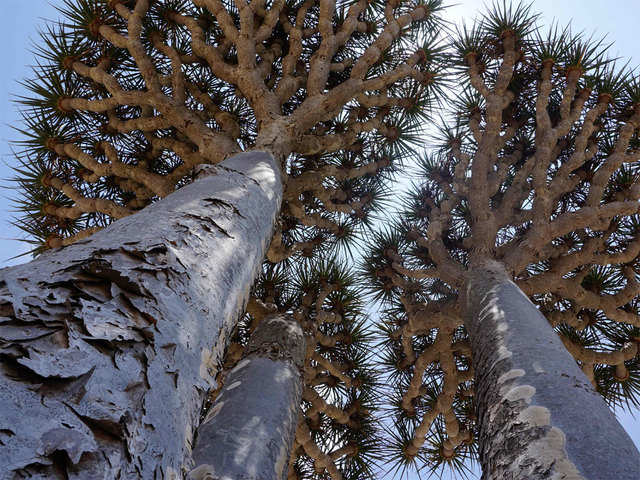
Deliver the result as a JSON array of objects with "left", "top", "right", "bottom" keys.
[
  {"left": 361, "top": 227, "right": 476, "bottom": 479},
  {"left": 209, "top": 259, "right": 380, "bottom": 480},
  {"left": 363, "top": 1, "right": 640, "bottom": 476},
  {"left": 11, "top": 0, "right": 446, "bottom": 257}
]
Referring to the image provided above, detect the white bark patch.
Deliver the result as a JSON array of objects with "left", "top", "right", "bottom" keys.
[
  {"left": 502, "top": 384, "right": 536, "bottom": 403},
  {"left": 507, "top": 407, "right": 586, "bottom": 480},
  {"left": 232, "top": 359, "right": 250, "bottom": 373},
  {"left": 497, "top": 368, "right": 525, "bottom": 385},
  {"left": 495, "top": 344, "right": 513, "bottom": 363},
  {"left": 233, "top": 416, "right": 263, "bottom": 466},
  {"left": 533, "top": 361, "right": 545, "bottom": 373},
  {"left": 478, "top": 293, "right": 499, "bottom": 321},
  {"left": 225, "top": 381, "right": 242, "bottom": 391},
  {"left": 165, "top": 466, "right": 180, "bottom": 479},
  {"left": 275, "top": 366, "right": 294, "bottom": 384},
  {"left": 185, "top": 421, "right": 193, "bottom": 453},
  {"left": 274, "top": 441, "right": 288, "bottom": 479},
  {"left": 478, "top": 289, "right": 514, "bottom": 366},
  {"left": 486, "top": 384, "right": 587, "bottom": 479},
  {"left": 188, "top": 464, "right": 217, "bottom": 480},
  {"left": 201, "top": 402, "right": 225, "bottom": 425},
  {"left": 199, "top": 348, "right": 216, "bottom": 384},
  {"left": 518, "top": 405, "right": 551, "bottom": 427},
  {"left": 496, "top": 321, "right": 509, "bottom": 333}
]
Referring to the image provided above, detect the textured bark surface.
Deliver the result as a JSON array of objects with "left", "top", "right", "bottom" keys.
[
  {"left": 189, "top": 315, "right": 305, "bottom": 480},
  {"left": 465, "top": 261, "right": 640, "bottom": 480},
  {"left": 0, "top": 151, "right": 282, "bottom": 479}
]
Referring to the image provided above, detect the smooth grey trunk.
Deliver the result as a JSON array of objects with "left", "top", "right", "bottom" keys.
[
  {"left": 188, "top": 314, "right": 305, "bottom": 480},
  {"left": 465, "top": 260, "right": 640, "bottom": 480},
  {"left": 0, "top": 151, "right": 282, "bottom": 479}
]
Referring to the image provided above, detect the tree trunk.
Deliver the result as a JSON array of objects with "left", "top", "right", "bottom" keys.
[
  {"left": 465, "top": 260, "right": 640, "bottom": 480},
  {"left": 0, "top": 151, "right": 282, "bottom": 479},
  {"left": 188, "top": 314, "right": 305, "bottom": 480}
]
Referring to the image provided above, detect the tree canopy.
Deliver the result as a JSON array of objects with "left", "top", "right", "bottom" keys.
[{"left": 11, "top": 0, "right": 445, "bottom": 260}]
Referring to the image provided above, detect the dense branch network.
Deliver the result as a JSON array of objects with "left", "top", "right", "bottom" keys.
[
  {"left": 364, "top": 3, "right": 640, "bottom": 475},
  {"left": 210, "top": 260, "right": 379, "bottom": 480},
  {"left": 13, "top": 0, "right": 445, "bottom": 258},
  {"left": 8, "top": 1, "right": 448, "bottom": 478}
]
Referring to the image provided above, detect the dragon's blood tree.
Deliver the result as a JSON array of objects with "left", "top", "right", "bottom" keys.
[
  {"left": 197, "top": 260, "right": 379, "bottom": 480},
  {"left": 0, "top": 0, "right": 444, "bottom": 478},
  {"left": 364, "top": 3, "right": 640, "bottom": 479}
]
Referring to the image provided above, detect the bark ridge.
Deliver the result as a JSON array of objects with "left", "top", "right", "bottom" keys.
[{"left": 0, "top": 152, "right": 281, "bottom": 479}]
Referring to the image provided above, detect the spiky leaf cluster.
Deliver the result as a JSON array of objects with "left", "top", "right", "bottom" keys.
[
  {"left": 361, "top": 229, "right": 476, "bottom": 479},
  {"left": 11, "top": 0, "right": 446, "bottom": 257},
  {"left": 363, "top": 1, "right": 640, "bottom": 477},
  {"left": 211, "top": 259, "right": 380, "bottom": 480}
]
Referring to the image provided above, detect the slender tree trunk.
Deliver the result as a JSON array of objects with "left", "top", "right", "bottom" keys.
[
  {"left": 188, "top": 314, "right": 305, "bottom": 480},
  {"left": 465, "top": 260, "right": 640, "bottom": 480},
  {"left": 0, "top": 151, "right": 282, "bottom": 479}
]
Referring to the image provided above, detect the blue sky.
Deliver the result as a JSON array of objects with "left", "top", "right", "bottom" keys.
[{"left": 0, "top": 1, "right": 638, "bottom": 478}]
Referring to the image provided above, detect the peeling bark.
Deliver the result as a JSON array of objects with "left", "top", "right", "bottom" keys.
[
  {"left": 0, "top": 151, "right": 282, "bottom": 479},
  {"left": 188, "top": 315, "right": 305, "bottom": 480},
  {"left": 465, "top": 260, "right": 640, "bottom": 480}
]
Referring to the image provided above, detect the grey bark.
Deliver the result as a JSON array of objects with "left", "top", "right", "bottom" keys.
[
  {"left": 465, "top": 260, "right": 640, "bottom": 480},
  {"left": 0, "top": 151, "right": 282, "bottom": 479},
  {"left": 188, "top": 314, "right": 305, "bottom": 480}
]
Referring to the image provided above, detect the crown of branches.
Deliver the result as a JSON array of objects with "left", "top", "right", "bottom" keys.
[{"left": 12, "top": 0, "right": 446, "bottom": 259}]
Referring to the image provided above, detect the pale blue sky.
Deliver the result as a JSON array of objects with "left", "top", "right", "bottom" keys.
[{"left": 0, "top": 1, "right": 638, "bottom": 479}]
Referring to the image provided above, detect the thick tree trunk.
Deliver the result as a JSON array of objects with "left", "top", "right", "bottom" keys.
[
  {"left": 188, "top": 314, "right": 305, "bottom": 480},
  {"left": 465, "top": 260, "right": 640, "bottom": 480},
  {"left": 0, "top": 151, "right": 282, "bottom": 479}
]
